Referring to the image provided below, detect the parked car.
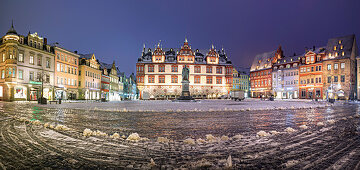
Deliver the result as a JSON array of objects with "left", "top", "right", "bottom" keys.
[{"left": 218, "top": 95, "right": 229, "bottom": 99}]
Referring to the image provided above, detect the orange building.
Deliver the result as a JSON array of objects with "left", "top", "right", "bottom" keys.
[
  {"left": 298, "top": 47, "right": 326, "bottom": 99},
  {"left": 250, "top": 46, "right": 283, "bottom": 98},
  {"left": 52, "top": 43, "right": 79, "bottom": 100}
]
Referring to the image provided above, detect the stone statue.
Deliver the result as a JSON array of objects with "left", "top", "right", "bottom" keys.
[{"left": 182, "top": 65, "right": 189, "bottom": 81}]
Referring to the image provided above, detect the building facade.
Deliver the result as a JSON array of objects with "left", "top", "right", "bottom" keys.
[
  {"left": 272, "top": 55, "right": 300, "bottom": 99},
  {"left": 99, "top": 61, "right": 121, "bottom": 101},
  {"left": 52, "top": 43, "right": 79, "bottom": 100},
  {"left": 250, "top": 46, "right": 283, "bottom": 98},
  {"left": 298, "top": 47, "right": 326, "bottom": 99},
  {"left": 0, "top": 23, "right": 55, "bottom": 101},
  {"left": 136, "top": 39, "right": 233, "bottom": 100},
  {"left": 78, "top": 54, "right": 101, "bottom": 100},
  {"left": 323, "top": 35, "right": 358, "bottom": 100},
  {"left": 232, "top": 67, "right": 250, "bottom": 98}
]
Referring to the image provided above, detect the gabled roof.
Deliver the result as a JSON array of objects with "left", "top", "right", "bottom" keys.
[
  {"left": 234, "top": 66, "right": 250, "bottom": 75},
  {"left": 99, "top": 62, "right": 112, "bottom": 70},
  {"left": 250, "top": 50, "right": 276, "bottom": 72},
  {"left": 79, "top": 53, "right": 94, "bottom": 60},
  {"left": 325, "top": 34, "right": 357, "bottom": 60}
]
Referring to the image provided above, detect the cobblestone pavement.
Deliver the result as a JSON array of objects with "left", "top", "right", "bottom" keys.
[{"left": 0, "top": 101, "right": 360, "bottom": 169}]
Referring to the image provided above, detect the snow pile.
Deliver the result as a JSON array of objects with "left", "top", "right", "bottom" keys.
[
  {"left": 206, "top": 134, "right": 218, "bottom": 143},
  {"left": 44, "top": 123, "right": 50, "bottom": 128},
  {"left": 270, "top": 131, "right": 280, "bottom": 135},
  {"left": 196, "top": 138, "right": 206, "bottom": 144},
  {"left": 49, "top": 124, "right": 55, "bottom": 129},
  {"left": 327, "top": 119, "right": 335, "bottom": 124},
  {"left": 285, "top": 160, "right": 299, "bottom": 168},
  {"left": 317, "top": 122, "right": 324, "bottom": 126},
  {"left": 285, "top": 127, "right": 296, "bottom": 133},
  {"left": 19, "top": 117, "right": 28, "bottom": 122},
  {"left": 221, "top": 135, "right": 229, "bottom": 141},
  {"left": 92, "top": 130, "right": 108, "bottom": 137},
  {"left": 183, "top": 138, "right": 195, "bottom": 145},
  {"left": 157, "top": 137, "right": 170, "bottom": 143},
  {"left": 54, "top": 125, "right": 70, "bottom": 131},
  {"left": 299, "top": 125, "right": 308, "bottom": 130},
  {"left": 225, "top": 155, "right": 232, "bottom": 168},
  {"left": 121, "top": 135, "right": 126, "bottom": 139},
  {"left": 257, "top": 131, "right": 270, "bottom": 137},
  {"left": 149, "top": 158, "right": 156, "bottom": 167},
  {"left": 110, "top": 133, "right": 120, "bottom": 139},
  {"left": 83, "top": 128, "right": 93, "bottom": 137},
  {"left": 126, "top": 133, "right": 141, "bottom": 142},
  {"left": 342, "top": 117, "right": 347, "bottom": 120},
  {"left": 232, "top": 134, "right": 243, "bottom": 140},
  {"left": 32, "top": 120, "right": 41, "bottom": 126},
  {"left": 355, "top": 114, "right": 360, "bottom": 118}
]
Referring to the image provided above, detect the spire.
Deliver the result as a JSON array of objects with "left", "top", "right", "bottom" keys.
[
  {"left": 184, "top": 36, "right": 188, "bottom": 43},
  {"left": 142, "top": 43, "right": 145, "bottom": 53},
  {"left": 6, "top": 20, "right": 18, "bottom": 35},
  {"left": 211, "top": 44, "right": 214, "bottom": 49}
]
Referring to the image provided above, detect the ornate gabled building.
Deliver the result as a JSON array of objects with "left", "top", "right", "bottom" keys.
[
  {"left": 136, "top": 38, "right": 233, "bottom": 100},
  {"left": 232, "top": 67, "right": 250, "bottom": 98},
  {"left": 99, "top": 61, "right": 121, "bottom": 101},
  {"left": 298, "top": 46, "right": 326, "bottom": 99},
  {"left": 250, "top": 46, "right": 283, "bottom": 98},
  {"left": 272, "top": 54, "right": 300, "bottom": 99},
  {"left": 0, "top": 22, "right": 55, "bottom": 101},
  {"left": 323, "top": 35, "right": 358, "bottom": 100},
  {"left": 78, "top": 53, "right": 101, "bottom": 100}
]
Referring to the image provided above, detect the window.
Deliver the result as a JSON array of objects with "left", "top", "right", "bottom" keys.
[
  {"left": 333, "top": 76, "right": 338, "bottom": 82},
  {"left": 340, "top": 63, "right": 345, "bottom": 69},
  {"left": 194, "top": 76, "right": 200, "bottom": 83},
  {"left": 171, "top": 76, "right": 178, "bottom": 83},
  {"left": 341, "top": 75, "right": 345, "bottom": 82},
  {"left": 46, "top": 74, "right": 50, "bottom": 83},
  {"left": 37, "top": 56, "right": 42, "bottom": 66},
  {"left": 311, "top": 56, "right": 314, "bottom": 62},
  {"left": 46, "top": 58, "right": 50, "bottom": 68},
  {"left": 328, "top": 76, "right": 331, "bottom": 83},
  {"left": 171, "top": 65, "right": 178, "bottom": 72},
  {"left": 159, "top": 65, "right": 165, "bottom": 72},
  {"left": 158, "top": 76, "right": 165, "bottom": 83},
  {"left": 29, "top": 72, "right": 34, "bottom": 81},
  {"left": 74, "top": 59, "right": 77, "bottom": 65},
  {"left": 206, "top": 76, "right": 212, "bottom": 84},
  {"left": 1, "top": 70, "right": 4, "bottom": 79},
  {"left": 216, "top": 67, "right": 222, "bottom": 74},
  {"left": 327, "top": 64, "right": 331, "bottom": 70},
  {"left": 18, "top": 53, "right": 24, "bottom": 62},
  {"left": 216, "top": 77, "right": 222, "bottom": 84},
  {"left": 206, "top": 66, "right": 212, "bottom": 73},
  {"left": 319, "top": 66, "right": 322, "bottom": 71},
  {"left": 61, "top": 64, "right": 64, "bottom": 72},
  {"left": 319, "top": 77, "right": 321, "bottom": 83},
  {"left": 57, "top": 53, "right": 60, "bottom": 60},
  {"left": 148, "top": 65, "right": 154, "bottom": 72},
  {"left": 148, "top": 76, "right": 154, "bottom": 83},
  {"left": 334, "top": 46, "right": 337, "bottom": 50},
  {"left": 334, "top": 63, "right": 338, "bottom": 70},
  {"left": 311, "top": 67, "right": 314, "bottom": 72},
  {"left": 30, "top": 56, "right": 34, "bottom": 64}
]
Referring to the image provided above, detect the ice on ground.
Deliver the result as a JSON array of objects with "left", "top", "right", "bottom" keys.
[
  {"left": 285, "top": 127, "right": 296, "bottom": 133},
  {"left": 327, "top": 120, "right": 335, "bottom": 124},
  {"left": 299, "top": 125, "right": 308, "bottom": 130},
  {"left": 110, "top": 133, "right": 120, "bottom": 139},
  {"left": 126, "top": 133, "right": 141, "bottom": 142},
  {"left": 157, "top": 137, "right": 170, "bottom": 143},
  {"left": 83, "top": 128, "right": 93, "bottom": 137},
  {"left": 317, "top": 122, "right": 325, "bottom": 126},
  {"left": 183, "top": 138, "right": 195, "bottom": 145},
  {"left": 206, "top": 134, "right": 218, "bottom": 143},
  {"left": 257, "top": 131, "right": 270, "bottom": 137},
  {"left": 221, "top": 135, "right": 229, "bottom": 141}
]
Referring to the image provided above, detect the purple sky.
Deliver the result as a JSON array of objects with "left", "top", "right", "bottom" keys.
[{"left": 1, "top": 0, "right": 359, "bottom": 75}]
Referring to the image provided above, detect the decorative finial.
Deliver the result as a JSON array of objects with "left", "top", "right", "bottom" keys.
[
  {"left": 11, "top": 20, "right": 14, "bottom": 29},
  {"left": 211, "top": 44, "right": 214, "bottom": 49},
  {"left": 185, "top": 36, "right": 188, "bottom": 43}
]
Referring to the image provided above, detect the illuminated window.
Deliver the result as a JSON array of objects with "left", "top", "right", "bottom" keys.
[
  {"left": 327, "top": 64, "right": 331, "bottom": 70},
  {"left": 194, "top": 66, "right": 201, "bottom": 73},
  {"left": 339, "top": 40, "right": 342, "bottom": 44},
  {"left": 216, "top": 77, "right": 222, "bottom": 84},
  {"left": 194, "top": 76, "right": 200, "bottom": 83},
  {"left": 158, "top": 65, "right": 165, "bottom": 72},
  {"left": 334, "top": 63, "right": 338, "bottom": 70},
  {"left": 171, "top": 76, "right": 178, "bottom": 83},
  {"left": 171, "top": 65, "right": 178, "bottom": 72},
  {"left": 206, "top": 76, "right": 212, "bottom": 84},
  {"left": 334, "top": 46, "right": 337, "bottom": 50},
  {"left": 29, "top": 56, "right": 34, "bottom": 64},
  {"left": 342, "top": 51, "right": 345, "bottom": 56},
  {"left": 158, "top": 76, "right": 165, "bottom": 83},
  {"left": 216, "top": 67, "right": 222, "bottom": 74},
  {"left": 148, "top": 76, "right": 154, "bottom": 83},
  {"left": 148, "top": 65, "right": 154, "bottom": 72},
  {"left": 206, "top": 66, "right": 212, "bottom": 73},
  {"left": 340, "top": 63, "right": 345, "bottom": 69},
  {"left": 340, "top": 45, "right": 343, "bottom": 49}
]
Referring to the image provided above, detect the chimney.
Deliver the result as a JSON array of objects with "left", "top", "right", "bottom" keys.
[
  {"left": 313, "top": 46, "right": 315, "bottom": 51},
  {"left": 305, "top": 47, "right": 308, "bottom": 52},
  {"left": 44, "top": 38, "right": 47, "bottom": 45},
  {"left": 74, "top": 50, "right": 78, "bottom": 54}
]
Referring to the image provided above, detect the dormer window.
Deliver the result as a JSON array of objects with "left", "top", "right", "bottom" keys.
[
  {"left": 342, "top": 51, "right": 345, "bottom": 56},
  {"left": 340, "top": 45, "right": 343, "bottom": 49},
  {"left": 334, "top": 46, "right": 337, "bottom": 50},
  {"left": 339, "top": 40, "right": 342, "bottom": 44},
  {"left": 335, "top": 52, "right": 338, "bottom": 57},
  {"left": 258, "top": 60, "right": 261, "bottom": 64}
]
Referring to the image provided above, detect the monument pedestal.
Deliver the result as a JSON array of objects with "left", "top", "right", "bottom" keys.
[{"left": 177, "top": 80, "right": 194, "bottom": 100}]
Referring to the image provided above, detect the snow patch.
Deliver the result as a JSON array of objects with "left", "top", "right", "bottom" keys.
[
  {"left": 206, "top": 134, "right": 218, "bottom": 143},
  {"left": 257, "top": 131, "right": 270, "bottom": 137},
  {"left": 270, "top": 130, "right": 280, "bottom": 135},
  {"left": 221, "top": 135, "right": 229, "bottom": 141},
  {"left": 327, "top": 119, "right": 335, "bottom": 124},
  {"left": 232, "top": 134, "right": 243, "bottom": 140},
  {"left": 32, "top": 120, "right": 41, "bottom": 126},
  {"left": 126, "top": 133, "right": 141, "bottom": 142},
  {"left": 54, "top": 125, "right": 70, "bottom": 131},
  {"left": 83, "top": 128, "right": 93, "bottom": 137},
  {"left": 157, "top": 137, "right": 170, "bottom": 143},
  {"left": 44, "top": 123, "right": 50, "bottom": 128},
  {"left": 225, "top": 155, "right": 232, "bottom": 168},
  {"left": 149, "top": 158, "right": 156, "bottom": 167},
  {"left": 110, "top": 133, "right": 120, "bottom": 139},
  {"left": 285, "top": 127, "right": 296, "bottom": 133},
  {"left": 317, "top": 122, "right": 324, "bottom": 126},
  {"left": 299, "top": 125, "right": 308, "bottom": 130},
  {"left": 196, "top": 138, "right": 206, "bottom": 144},
  {"left": 183, "top": 138, "right": 195, "bottom": 145},
  {"left": 92, "top": 130, "right": 108, "bottom": 137}
]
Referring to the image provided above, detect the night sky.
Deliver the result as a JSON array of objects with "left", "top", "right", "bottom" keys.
[{"left": 1, "top": 0, "right": 359, "bottom": 75}]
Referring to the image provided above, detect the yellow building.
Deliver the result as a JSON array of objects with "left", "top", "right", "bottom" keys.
[
  {"left": 136, "top": 39, "right": 233, "bottom": 100},
  {"left": 232, "top": 67, "right": 250, "bottom": 98},
  {"left": 78, "top": 54, "right": 101, "bottom": 100}
]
